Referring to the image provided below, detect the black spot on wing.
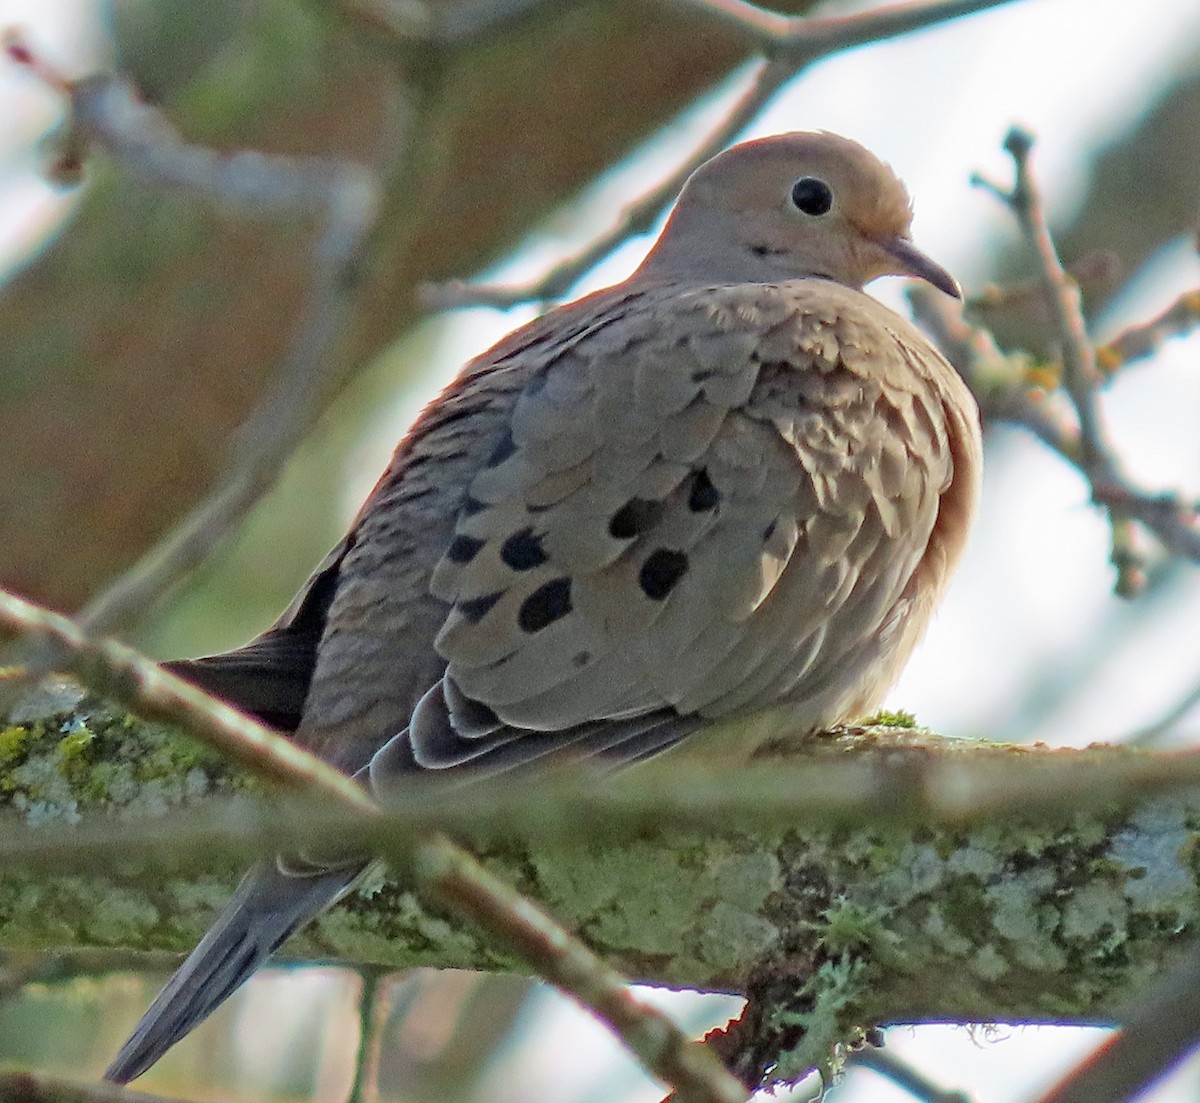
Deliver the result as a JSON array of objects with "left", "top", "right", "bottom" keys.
[
  {"left": 458, "top": 590, "right": 504, "bottom": 624},
  {"left": 518, "top": 578, "right": 573, "bottom": 633},
  {"left": 500, "top": 528, "right": 549, "bottom": 571},
  {"left": 446, "top": 534, "right": 485, "bottom": 565},
  {"left": 688, "top": 468, "right": 720, "bottom": 512},
  {"left": 638, "top": 550, "right": 689, "bottom": 601},
  {"left": 608, "top": 497, "right": 666, "bottom": 539},
  {"left": 460, "top": 494, "right": 487, "bottom": 517}
]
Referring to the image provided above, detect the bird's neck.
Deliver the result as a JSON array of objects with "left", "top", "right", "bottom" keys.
[{"left": 635, "top": 206, "right": 852, "bottom": 289}]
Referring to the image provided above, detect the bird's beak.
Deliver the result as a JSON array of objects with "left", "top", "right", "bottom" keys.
[{"left": 877, "top": 235, "right": 961, "bottom": 299}]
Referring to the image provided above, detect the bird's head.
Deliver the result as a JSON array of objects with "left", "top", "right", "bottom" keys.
[{"left": 641, "top": 131, "right": 959, "bottom": 298}]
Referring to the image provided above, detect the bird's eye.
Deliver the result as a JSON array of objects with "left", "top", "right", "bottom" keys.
[{"left": 790, "top": 176, "right": 833, "bottom": 216}]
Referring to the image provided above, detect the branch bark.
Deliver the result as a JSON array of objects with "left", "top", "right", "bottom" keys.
[
  {"left": 0, "top": 688, "right": 1195, "bottom": 1085},
  {"left": 2, "top": 0, "right": 811, "bottom": 608}
]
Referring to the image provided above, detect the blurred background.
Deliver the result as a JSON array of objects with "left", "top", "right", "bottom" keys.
[{"left": 4, "top": 0, "right": 1200, "bottom": 1099}]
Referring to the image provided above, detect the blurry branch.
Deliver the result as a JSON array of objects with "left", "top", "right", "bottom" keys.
[
  {"left": 3, "top": 35, "right": 381, "bottom": 639},
  {"left": 1125, "top": 670, "right": 1200, "bottom": 746},
  {"left": 422, "top": 0, "right": 1022, "bottom": 311},
  {"left": 673, "top": 0, "right": 1018, "bottom": 48},
  {"left": 0, "top": 586, "right": 372, "bottom": 805},
  {"left": 0, "top": 949, "right": 171, "bottom": 1004},
  {"left": 1, "top": 701, "right": 1200, "bottom": 1091},
  {"left": 7, "top": 592, "right": 1200, "bottom": 1089},
  {"left": 335, "top": 0, "right": 549, "bottom": 44},
  {"left": 417, "top": 838, "right": 747, "bottom": 1103},
  {"left": 0, "top": 1071, "right": 188, "bottom": 1103},
  {"left": 912, "top": 130, "right": 1200, "bottom": 597},
  {"left": 1095, "top": 286, "right": 1200, "bottom": 376},
  {"left": 422, "top": 55, "right": 792, "bottom": 310},
  {"left": 348, "top": 968, "right": 388, "bottom": 1103},
  {"left": 0, "top": 586, "right": 746, "bottom": 1103},
  {"left": 973, "top": 127, "right": 1150, "bottom": 597},
  {"left": 964, "top": 248, "right": 1123, "bottom": 358},
  {"left": 7, "top": 732, "right": 1200, "bottom": 869},
  {"left": 1028, "top": 948, "right": 1200, "bottom": 1103},
  {"left": 848, "top": 1047, "right": 975, "bottom": 1103}
]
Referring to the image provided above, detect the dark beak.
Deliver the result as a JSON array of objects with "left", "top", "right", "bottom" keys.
[{"left": 878, "top": 235, "right": 961, "bottom": 299}]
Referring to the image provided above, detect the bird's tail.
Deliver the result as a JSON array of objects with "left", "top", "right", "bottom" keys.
[{"left": 105, "top": 860, "right": 361, "bottom": 1084}]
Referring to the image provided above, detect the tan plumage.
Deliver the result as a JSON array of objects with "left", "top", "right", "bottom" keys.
[{"left": 107, "top": 131, "right": 982, "bottom": 1083}]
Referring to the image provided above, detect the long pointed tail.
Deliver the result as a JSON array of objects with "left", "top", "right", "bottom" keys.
[{"left": 105, "top": 860, "right": 360, "bottom": 1084}]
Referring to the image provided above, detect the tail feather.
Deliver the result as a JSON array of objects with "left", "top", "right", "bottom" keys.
[{"left": 105, "top": 860, "right": 361, "bottom": 1084}]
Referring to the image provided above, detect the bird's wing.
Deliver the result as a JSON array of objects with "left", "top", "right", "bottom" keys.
[
  {"left": 399, "top": 281, "right": 956, "bottom": 774},
  {"left": 162, "top": 538, "right": 351, "bottom": 732}
]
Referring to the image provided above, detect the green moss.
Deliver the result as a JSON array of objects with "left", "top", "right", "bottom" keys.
[
  {"left": 771, "top": 955, "right": 871, "bottom": 1082},
  {"left": 817, "top": 898, "right": 889, "bottom": 955},
  {"left": 860, "top": 710, "right": 917, "bottom": 729},
  {"left": 0, "top": 692, "right": 248, "bottom": 826},
  {"left": 0, "top": 726, "right": 33, "bottom": 773}
]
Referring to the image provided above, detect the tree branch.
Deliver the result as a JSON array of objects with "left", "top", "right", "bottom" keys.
[
  {"left": 1, "top": 680, "right": 1200, "bottom": 1090},
  {"left": 0, "top": 586, "right": 745, "bottom": 1103},
  {"left": 4, "top": 39, "right": 381, "bottom": 638},
  {"left": 423, "top": 0, "right": 1024, "bottom": 311}
]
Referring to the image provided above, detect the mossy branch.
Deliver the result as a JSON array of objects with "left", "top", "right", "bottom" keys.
[{"left": 0, "top": 684, "right": 1196, "bottom": 1085}]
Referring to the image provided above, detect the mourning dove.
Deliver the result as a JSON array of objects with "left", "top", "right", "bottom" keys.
[{"left": 106, "top": 131, "right": 981, "bottom": 1083}]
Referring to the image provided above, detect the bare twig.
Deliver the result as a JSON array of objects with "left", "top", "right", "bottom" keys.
[
  {"left": 1096, "top": 287, "right": 1200, "bottom": 377},
  {"left": 849, "top": 1047, "right": 975, "bottom": 1103},
  {"left": 973, "top": 127, "right": 1150, "bottom": 595},
  {"left": 911, "top": 154, "right": 1200, "bottom": 593},
  {"left": 423, "top": 0, "right": 1024, "bottom": 311},
  {"left": 348, "top": 968, "right": 389, "bottom": 1103},
  {"left": 673, "top": 0, "right": 1021, "bottom": 53},
  {"left": 964, "top": 249, "right": 1122, "bottom": 358},
  {"left": 0, "top": 586, "right": 747, "bottom": 1103},
  {"left": 4, "top": 36, "right": 381, "bottom": 638},
  {"left": 974, "top": 130, "right": 1111, "bottom": 473},
  {"left": 1124, "top": 670, "right": 1200, "bottom": 746},
  {"left": 419, "top": 835, "right": 746, "bottom": 1103},
  {"left": 0, "top": 586, "right": 373, "bottom": 805},
  {"left": 1029, "top": 948, "right": 1200, "bottom": 1103},
  {"left": 421, "top": 56, "right": 795, "bottom": 310}
]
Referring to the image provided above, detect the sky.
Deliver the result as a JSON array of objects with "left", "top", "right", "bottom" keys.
[{"left": 4, "top": 0, "right": 1200, "bottom": 1101}]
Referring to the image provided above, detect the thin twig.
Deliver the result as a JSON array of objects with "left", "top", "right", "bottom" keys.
[
  {"left": 418, "top": 836, "right": 746, "bottom": 1103},
  {"left": 1096, "top": 287, "right": 1200, "bottom": 377},
  {"left": 1124, "top": 671, "right": 1200, "bottom": 746},
  {"left": 910, "top": 248, "right": 1200, "bottom": 591},
  {"left": 849, "top": 1047, "right": 975, "bottom": 1103},
  {"left": 3, "top": 37, "right": 381, "bottom": 638},
  {"left": 348, "top": 968, "right": 389, "bottom": 1103},
  {"left": 673, "top": 0, "right": 1021, "bottom": 54},
  {"left": 423, "top": 0, "right": 1024, "bottom": 311},
  {"left": 1029, "top": 948, "right": 1200, "bottom": 1103},
  {"left": 421, "top": 56, "right": 795, "bottom": 310},
  {"left": 971, "top": 127, "right": 1173, "bottom": 597},
  {"left": 0, "top": 586, "right": 373, "bottom": 806},
  {"left": 979, "top": 130, "right": 1111, "bottom": 472},
  {"left": 0, "top": 586, "right": 748, "bottom": 1103}
]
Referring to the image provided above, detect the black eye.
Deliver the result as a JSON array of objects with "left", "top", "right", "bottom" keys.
[{"left": 790, "top": 176, "right": 833, "bottom": 216}]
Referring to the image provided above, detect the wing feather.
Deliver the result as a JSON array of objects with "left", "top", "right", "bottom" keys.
[{"left": 412, "top": 280, "right": 960, "bottom": 766}]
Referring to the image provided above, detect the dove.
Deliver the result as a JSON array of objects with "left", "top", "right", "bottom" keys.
[{"left": 106, "top": 131, "right": 981, "bottom": 1083}]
